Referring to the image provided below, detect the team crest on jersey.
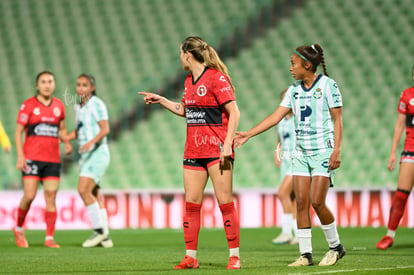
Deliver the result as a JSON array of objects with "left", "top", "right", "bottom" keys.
[
  {"left": 313, "top": 88, "right": 322, "bottom": 99},
  {"left": 410, "top": 98, "right": 414, "bottom": 106},
  {"left": 197, "top": 85, "right": 207, "bottom": 97},
  {"left": 53, "top": 107, "right": 61, "bottom": 117},
  {"left": 33, "top": 107, "right": 41, "bottom": 115}
]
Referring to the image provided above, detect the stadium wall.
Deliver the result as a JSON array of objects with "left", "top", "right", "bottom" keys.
[{"left": 1, "top": 189, "right": 413, "bottom": 230}]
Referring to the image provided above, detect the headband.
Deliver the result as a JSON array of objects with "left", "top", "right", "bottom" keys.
[{"left": 294, "top": 50, "right": 311, "bottom": 63}]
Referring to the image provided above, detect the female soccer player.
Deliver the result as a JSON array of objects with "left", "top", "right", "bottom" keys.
[
  {"left": 14, "top": 70, "right": 72, "bottom": 248},
  {"left": 66, "top": 74, "right": 113, "bottom": 248},
  {"left": 376, "top": 65, "right": 414, "bottom": 250},
  {"left": 235, "top": 44, "right": 346, "bottom": 266},
  {"left": 139, "top": 36, "right": 241, "bottom": 270},
  {"left": 272, "top": 89, "right": 298, "bottom": 245}
]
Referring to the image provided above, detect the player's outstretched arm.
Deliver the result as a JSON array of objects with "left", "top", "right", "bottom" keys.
[
  {"left": 234, "top": 106, "right": 290, "bottom": 149},
  {"left": 138, "top": 92, "right": 185, "bottom": 117}
]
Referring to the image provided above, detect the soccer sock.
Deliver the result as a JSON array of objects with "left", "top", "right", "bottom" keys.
[
  {"left": 321, "top": 221, "right": 340, "bottom": 249},
  {"left": 281, "top": 213, "right": 293, "bottom": 235},
  {"left": 16, "top": 208, "right": 29, "bottom": 228},
  {"left": 387, "top": 189, "right": 410, "bottom": 232},
  {"left": 86, "top": 201, "right": 103, "bottom": 233},
  {"left": 101, "top": 208, "right": 109, "bottom": 236},
  {"left": 183, "top": 202, "right": 201, "bottom": 256},
  {"left": 45, "top": 211, "right": 57, "bottom": 239},
  {"left": 297, "top": 228, "right": 312, "bottom": 255},
  {"left": 292, "top": 218, "right": 298, "bottom": 237},
  {"left": 219, "top": 202, "right": 240, "bottom": 256}
]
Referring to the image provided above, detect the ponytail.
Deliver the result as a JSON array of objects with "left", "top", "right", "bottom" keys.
[
  {"left": 182, "top": 36, "right": 235, "bottom": 94},
  {"left": 204, "top": 45, "right": 235, "bottom": 94}
]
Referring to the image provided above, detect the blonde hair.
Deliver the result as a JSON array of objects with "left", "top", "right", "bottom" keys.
[{"left": 181, "top": 36, "right": 235, "bottom": 93}]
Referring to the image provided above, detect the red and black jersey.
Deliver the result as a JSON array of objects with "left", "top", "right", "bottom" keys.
[
  {"left": 397, "top": 86, "right": 414, "bottom": 151},
  {"left": 181, "top": 67, "right": 235, "bottom": 159},
  {"left": 16, "top": 96, "right": 66, "bottom": 163}
]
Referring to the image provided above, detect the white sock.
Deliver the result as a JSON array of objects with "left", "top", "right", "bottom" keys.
[
  {"left": 86, "top": 202, "right": 103, "bottom": 231},
  {"left": 15, "top": 226, "right": 23, "bottom": 232},
  {"left": 292, "top": 219, "right": 298, "bottom": 237},
  {"left": 386, "top": 229, "right": 396, "bottom": 238},
  {"left": 281, "top": 213, "right": 293, "bottom": 235},
  {"left": 186, "top": 249, "right": 197, "bottom": 259},
  {"left": 297, "top": 228, "right": 312, "bottom": 254},
  {"left": 321, "top": 221, "right": 340, "bottom": 248},
  {"left": 229, "top": 247, "right": 240, "bottom": 257},
  {"left": 101, "top": 208, "right": 109, "bottom": 235},
  {"left": 45, "top": 236, "right": 54, "bottom": 241}
]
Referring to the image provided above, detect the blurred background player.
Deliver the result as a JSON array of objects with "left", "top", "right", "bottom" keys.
[
  {"left": 0, "top": 120, "right": 12, "bottom": 153},
  {"left": 14, "top": 70, "right": 72, "bottom": 248},
  {"left": 235, "top": 44, "right": 345, "bottom": 267},
  {"left": 377, "top": 65, "right": 414, "bottom": 250},
  {"left": 66, "top": 74, "right": 113, "bottom": 248},
  {"left": 139, "top": 36, "right": 241, "bottom": 270},
  {"left": 272, "top": 89, "right": 298, "bottom": 245}
]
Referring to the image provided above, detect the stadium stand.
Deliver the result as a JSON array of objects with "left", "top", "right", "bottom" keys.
[{"left": 0, "top": 0, "right": 413, "bottom": 189}]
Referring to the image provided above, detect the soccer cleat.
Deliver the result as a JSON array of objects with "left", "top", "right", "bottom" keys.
[
  {"left": 319, "top": 244, "right": 346, "bottom": 266},
  {"left": 44, "top": 239, "right": 60, "bottom": 248},
  {"left": 82, "top": 232, "right": 108, "bottom": 248},
  {"left": 288, "top": 254, "right": 314, "bottom": 266},
  {"left": 174, "top": 255, "right": 199, "bottom": 269},
  {"left": 376, "top": 236, "right": 394, "bottom": 250},
  {"left": 227, "top": 256, "right": 241, "bottom": 269},
  {"left": 101, "top": 236, "right": 114, "bottom": 248},
  {"left": 289, "top": 237, "right": 299, "bottom": 245},
  {"left": 13, "top": 228, "right": 28, "bottom": 248},
  {"left": 272, "top": 233, "right": 294, "bottom": 244}
]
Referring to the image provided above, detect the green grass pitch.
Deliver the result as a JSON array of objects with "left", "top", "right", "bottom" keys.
[{"left": 0, "top": 227, "right": 413, "bottom": 274}]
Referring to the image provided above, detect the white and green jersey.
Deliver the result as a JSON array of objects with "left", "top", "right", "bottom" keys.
[
  {"left": 277, "top": 116, "right": 295, "bottom": 161},
  {"left": 280, "top": 74, "right": 342, "bottom": 155},
  {"left": 74, "top": 96, "right": 109, "bottom": 147}
]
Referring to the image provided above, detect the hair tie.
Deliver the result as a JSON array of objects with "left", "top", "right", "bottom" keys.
[{"left": 311, "top": 44, "right": 319, "bottom": 54}]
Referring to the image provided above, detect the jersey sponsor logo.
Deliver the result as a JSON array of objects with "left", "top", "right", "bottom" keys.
[
  {"left": 186, "top": 107, "right": 222, "bottom": 126},
  {"left": 27, "top": 123, "right": 59, "bottom": 137},
  {"left": 296, "top": 129, "right": 317, "bottom": 136},
  {"left": 53, "top": 107, "right": 61, "bottom": 117},
  {"left": 220, "top": 86, "right": 232, "bottom": 93},
  {"left": 219, "top": 75, "right": 226, "bottom": 82},
  {"left": 41, "top": 117, "right": 55, "bottom": 122},
  {"left": 333, "top": 82, "right": 338, "bottom": 88},
  {"left": 300, "top": 105, "right": 312, "bottom": 122},
  {"left": 313, "top": 88, "right": 322, "bottom": 99},
  {"left": 19, "top": 113, "right": 28, "bottom": 124},
  {"left": 196, "top": 85, "right": 207, "bottom": 97},
  {"left": 33, "top": 107, "right": 41, "bottom": 115},
  {"left": 293, "top": 92, "right": 299, "bottom": 100},
  {"left": 410, "top": 98, "right": 414, "bottom": 106}
]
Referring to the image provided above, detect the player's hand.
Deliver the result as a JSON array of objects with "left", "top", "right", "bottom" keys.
[
  {"left": 16, "top": 156, "right": 26, "bottom": 171},
  {"left": 219, "top": 143, "right": 232, "bottom": 174},
  {"left": 138, "top": 92, "right": 162, "bottom": 104},
  {"left": 387, "top": 153, "right": 397, "bottom": 172},
  {"left": 64, "top": 142, "right": 73, "bottom": 155},
  {"left": 234, "top": 131, "right": 250, "bottom": 149},
  {"left": 79, "top": 141, "right": 94, "bottom": 154},
  {"left": 328, "top": 149, "right": 341, "bottom": 170}
]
